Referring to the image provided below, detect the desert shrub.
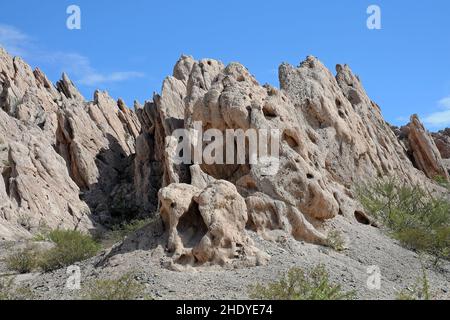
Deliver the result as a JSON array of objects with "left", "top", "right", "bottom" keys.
[
  {"left": 4, "top": 246, "right": 39, "bottom": 274},
  {"left": 38, "top": 230, "right": 100, "bottom": 272},
  {"left": 99, "top": 217, "right": 154, "bottom": 245},
  {"left": 356, "top": 179, "right": 450, "bottom": 264},
  {"left": 326, "top": 230, "right": 346, "bottom": 252},
  {"left": 81, "top": 273, "right": 150, "bottom": 300},
  {"left": 248, "top": 265, "right": 355, "bottom": 300},
  {"left": 0, "top": 278, "right": 35, "bottom": 300},
  {"left": 434, "top": 175, "right": 450, "bottom": 190}
]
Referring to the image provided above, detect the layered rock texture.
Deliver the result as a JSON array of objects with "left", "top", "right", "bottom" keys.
[
  {"left": 0, "top": 47, "right": 447, "bottom": 268},
  {"left": 395, "top": 115, "right": 449, "bottom": 180},
  {"left": 431, "top": 128, "right": 450, "bottom": 174},
  {"left": 0, "top": 48, "right": 140, "bottom": 239}
]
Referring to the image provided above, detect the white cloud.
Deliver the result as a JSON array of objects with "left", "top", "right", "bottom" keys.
[
  {"left": 0, "top": 24, "right": 144, "bottom": 87},
  {"left": 423, "top": 96, "right": 450, "bottom": 128},
  {"left": 438, "top": 96, "right": 450, "bottom": 109},
  {"left": 40, "top": 52, "right": 144, "bottom": 86},
  {"left": 78, "top": 71, "right": 144, "bottom": 86},
  {"left": 395, "top": 116, "right": 410, "bottom": 123},
  {"left": 0, "top": 24, "right": 31, "bottom": 56}
]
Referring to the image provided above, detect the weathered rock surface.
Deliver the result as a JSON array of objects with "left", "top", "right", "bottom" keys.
[
  {"left": 0, "top": 46, "right": 448, "bottom": 271},
  {"left": 397, "top": 115, "right": 449, "bottom": 181},
  {"left": 432, "top": 128, "right": 450, "bottom": 159},
  {"left": 0, "top": 108, "right": 93, "bottom": 239},
  {"left": 141, "top": 55, "right": 445, "bottom": 267},
  {"left": 431, "top": 128, "right": 450, "bottom": 175},
  {"left": 158, "top": 180, "right": 268, "bottom": 269},
  {"left": 0, "top": 48, "right": 142, "bottom": 239},
  {"left": 55, "top": 90, "right": 141, "bottom": 222}
]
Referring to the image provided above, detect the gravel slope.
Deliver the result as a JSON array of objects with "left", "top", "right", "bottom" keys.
[{"left": 1, "top": 215, "right": 449, "bottom": 300}]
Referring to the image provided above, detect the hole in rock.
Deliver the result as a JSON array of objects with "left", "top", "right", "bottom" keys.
[
  {"left": 177, "top": 201, "right": 208, "bottom": 249},
  {"left": 266, "top": 87, "right": 276, "bottom": 96},
  {"left": 306, "top": 173, "right": 314, "bottom": 179},
  {"left": 176, "top": 254, "right": 195, "bottom": 266},
  {"left": 262, "top": 105, "right": 277, "bottom": 119},
  {"left": 283, "top": 132, "right": 300, "bottom": 150},
  {"left": 354, "top": 211, "right": 371, "bottom": 225},
  {"left": 245, "top": 180, "right": 257, "bottom": 190}
]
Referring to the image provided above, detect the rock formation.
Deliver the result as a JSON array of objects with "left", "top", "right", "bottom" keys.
[
  {"left": 0, "top": 47, "right": 141, "bottom": 239},
  {"left": 431, "top": 128, "right": 450, "bottom": 174},
  {"left": 395, "top": 115, "right": 449, "bottom": 181},
  {"left": 0, "top": 47, "right": 448, "bottom": 269},
  {"left": 152, "top": 56, "right": 443, "bottom": 268},
  {"left": 159, "top": 180, "right": 268, "bottom": 268}
]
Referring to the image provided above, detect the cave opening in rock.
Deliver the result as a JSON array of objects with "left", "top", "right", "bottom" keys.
[
  {"left": 354, "top": 211, "right": 371, "bottom": 225},
  {"left": 176, "top": 201, "right": 208, "bottom": 249},
  {"left": 262, "top": 105, "right": 277, "bottom": 120}
]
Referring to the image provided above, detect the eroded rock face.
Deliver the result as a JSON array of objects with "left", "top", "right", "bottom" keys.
[
  {"left": 0, "top": 108, "right": 93, "bottom": 239},
  {"left": 432, "top": 129, "right": 450, "bottom": 159},
  {"left": 1, "top": 46, "right": 447, "bottom": 269},
  {"left": 401, "top": 115, "right": 449, "bottom": 181},
  {"left": 0, "top": 48, "right": 142, "bottom": 238},
  {"left": 55, "top": 90, "right": 141, "bottom": 221},
  {"left": 431, "top": 129, "right": 450, "bottom": 174},
  {"left": 146, "top": 55, "right": 445, "bottom": 268},
  {"left": 158, "top": 180, "right": 268, "bottom": 269}
]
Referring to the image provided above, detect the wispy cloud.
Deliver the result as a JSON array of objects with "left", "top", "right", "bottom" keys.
[
  {"left": 438, "top": 96, "right": 450, "bottom": 109},
  {"left": 39, "top": 52, "right": 144, "bottom": 86},
  {"left": 423, "top": 96, "right": 450, "bottom": 128},
  {"left": 395, "top": 116, "right": 410, "bottom": 123},
  {"left": 0, "top": 24, "right": 144, "bottom": 87},
  {"left": 0, "top": 24, "right": 31, "bottom": 57}
]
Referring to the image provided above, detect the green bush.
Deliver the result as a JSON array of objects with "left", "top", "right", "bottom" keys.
[
  {"left": 248, "top": 265, "right": 355, "bottom": 300},
  {"left": 356, "top": 179, "right": 450, "bottom": 264},
  {"left": 326, "top": 230, "right": 346, "bottom": 252},
  {"left": 38, "top": 230, "right": 100, "bottom": 272},
  {"left": 100, "top": 217, "right": 154, "bottom": 245},
  {"left": 81, "top": 273, "right": 150, "bottom": 300},
  {"left": 0, "top": 278, "right": 35, "bottom": 300},
  {"left": 4, "top": 246, "right": 39, "bottom": 274},
  {"left": 434, "top": 175, "right": 450, "bottom": 190}
]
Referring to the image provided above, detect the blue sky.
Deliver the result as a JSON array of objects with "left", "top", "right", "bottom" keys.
[{"left": 0, "top": 0, "right": 449, "bottom": 129}]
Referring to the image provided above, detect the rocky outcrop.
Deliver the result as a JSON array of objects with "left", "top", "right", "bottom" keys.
[
  {"left": 399, "top": 115, "right": 449, "bottom": 181},
  {"left": 0, "top": 108, "right": 93, "bottom": 239},
  {"left": 0, "top": 49, "right": 60, "bottom": 138},
  {"left": 431, "top": 128, "right": 450, "bottom": 175},
  {"left": 140, "top": 55, "right": 441, "bottom": 268},
  {"left": 1, "top": 46, "right": 447, "bottom": 269},
  {"left": 158, "top": 180, "right": 268, "bottom": 269},
  {"left": 432, "top": 128, "right": 450, "bottom": 159},
  {"left": 55, "top": 90, "right": 141, "bottom": 222},
  {"left": 0, "top": 48, "right": 142, "bottom": 238}
]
